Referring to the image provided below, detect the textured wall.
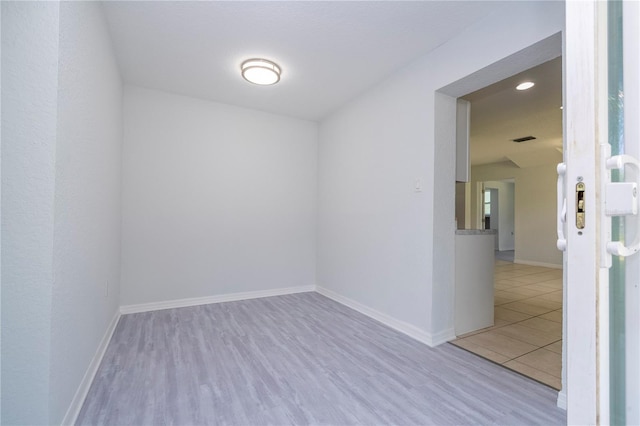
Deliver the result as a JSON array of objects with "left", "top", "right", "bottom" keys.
[
  {"left": 49, "top": 2, "right": 124, "bottom": 423},
  {"left": 1, "top": 3, "right": 124, "bottom": 423},
  {"left": 1, "top": 2, "right": 60, "bottom": 424}
]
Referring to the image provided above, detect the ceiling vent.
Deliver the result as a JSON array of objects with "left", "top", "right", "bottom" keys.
[{"left": 512, "top": 136, "right": 537, "bottom": 143}]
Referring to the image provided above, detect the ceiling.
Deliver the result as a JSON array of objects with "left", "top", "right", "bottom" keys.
[
  {"left": 462, "top": 56, "right": 563, "bottom": 167},
  {"left": 101, "top": 1, "right": 562, "bottom": 163},
  {"left": 101, "top": 1, "right": 504, "bottom": 121}
]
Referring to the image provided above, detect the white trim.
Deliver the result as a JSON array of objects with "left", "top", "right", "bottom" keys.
[
  {"left": 598, "top": 266, "right": 610, "bottom": 422},
  {"left": 513, "top": 259, "right": 563, "bottom": 269},
  {"left": 557, "top": 389, "right": 567, "bottom": 410},
  {"left": 61, "top": 310, "right": 121, "bottom": 426},
  {"left": 316, "top": 286, "right": 453, "bottom": 347},
  {"left": 430, "top": 327, "right": 457, "bottom": 346},
  {"left": 120, "top": 285, "right": 316, "bottom": 315},
  {"left": 565, "top": 1, "right": 601, "bottom": 422}
]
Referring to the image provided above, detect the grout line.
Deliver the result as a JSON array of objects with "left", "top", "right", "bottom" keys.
[
  {"left": 498, "top": 285, "right": 560, "bottom": 296},
  {"left": 493, "top": 270, "right": 563, "bottom": 282},
  {"left": 448, "top": 342, "right": 561, "bottom": 391},
  {"left": 499, "top": 305, "right": 558, "bottom": 317},
  {"left": 453, "top": 332, "right": 562, "bottom": 385},
  {"left": 507, "top": 339, "right": 563, "bottom": 366},
  {"left": 540, "top": 339, "right": 563, "bottom": 352}
]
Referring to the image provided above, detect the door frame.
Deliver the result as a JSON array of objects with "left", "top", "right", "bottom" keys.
[
  {"left": 435, "top": 32, "right": 566, "bottom": 405},
  {"left": 563, "top": 1, "right": 602, "bottom": 422},
  {"left": 564, "top": 1, "right": 640, "bottom": 423}
]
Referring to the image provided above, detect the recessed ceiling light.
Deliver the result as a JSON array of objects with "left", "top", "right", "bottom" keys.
[
  {"left": 516, "top": 81, "right": 535, "bottom": 91},
  {"left": 241, "top": 58, "right": 281, "bottom": 85}
]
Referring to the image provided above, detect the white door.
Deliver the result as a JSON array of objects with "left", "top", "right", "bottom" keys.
[{"left": 564, "top": 1, "right": 640, "bottom": 424}]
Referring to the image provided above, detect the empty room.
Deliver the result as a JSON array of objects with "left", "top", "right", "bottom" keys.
[{"left": 3, "top": 1, "right": 639, "bottom": 425}]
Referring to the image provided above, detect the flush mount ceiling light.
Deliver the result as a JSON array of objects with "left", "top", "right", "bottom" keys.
[
  {"left": 516, "top": 81, "right": 535, "bottom": 91},
  {"left": 241, "top": 58, "right": 281, "bottom": 85}
]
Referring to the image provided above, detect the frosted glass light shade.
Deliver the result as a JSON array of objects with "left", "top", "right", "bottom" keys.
[
  {"left": 241, "top": 59, "right": 281, "bottom": 85},
  {"left": 516, "top": 81, "right": 535, "bottom": 91}
]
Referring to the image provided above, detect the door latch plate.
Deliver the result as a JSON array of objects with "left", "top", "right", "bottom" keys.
[{"left": 576, "top": 182, "right": 586, "bottom": 229}]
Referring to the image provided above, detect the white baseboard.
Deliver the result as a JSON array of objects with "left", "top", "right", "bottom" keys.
[
  {"left": 556, "top": 389, "right": 567, "bottom": 410},
  {"left": 120, "top": 285, "right": 316, "bottom": 315},
  {"left": 61, "top": 309, "right": 121, "bottom": 426},
  {"left": 316, "top": 286, "right": 453, "bottom": 348},
  {"left": 514, "top": 259, "right": 563, "bottom": 269},
  {"left": 430, "top": 327, "right": 457, "bottom": 346},
  {"left": 65, "top": 285, "right": 454, "bottom": 425}
]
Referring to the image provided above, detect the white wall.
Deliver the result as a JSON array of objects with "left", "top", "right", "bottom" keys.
[
  {"left": 121, "top": 87, "right": 317, "bottom": 305},
  {"left": 484, "top": 180, "right": 516, "bottom": 251},
  {"left": 1, "top": 2, "right": 123, "bottom": 423},
  {"left": 455, "top": 182, "right": 471, "bottom": 229},
  {"left": 0, "top": 2, "right": 564, "bottom": 420},
  {"left": 317, "top": 75, "right": 435, "bottom": 333},
  {"left": 49, "top": 2, "right": 123, "bottom": 424},
  {"left": 486, "top": 188, "right": 499, "bottom": 249},
  {"left": 472, "top": 162, "right": 561, "bottom": 267},
  {"left": 1, "top": 2, "right": 60, "bottom": 424},
  {"left": 318, "top": 1, "right": 564, "bottom": 341}
]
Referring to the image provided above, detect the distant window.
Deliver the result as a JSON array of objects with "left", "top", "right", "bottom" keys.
[{"left": 484, "top": 190, "right": 491, "bottom": 216}]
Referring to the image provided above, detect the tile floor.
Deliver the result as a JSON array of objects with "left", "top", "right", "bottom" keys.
[{"left": 451, "top": 258, "right": 563, "bottom": 390}]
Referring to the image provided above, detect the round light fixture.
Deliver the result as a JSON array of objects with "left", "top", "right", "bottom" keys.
[
  {"left": 241, "top": 58, "right": 281, "bottom": 85},
  {"left": 516, "top": 81, "right": 535, "bottom": 91}
]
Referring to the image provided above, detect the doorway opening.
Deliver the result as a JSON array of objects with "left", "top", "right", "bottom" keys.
[
  {"left": 448, "top": 55, "right": 564, "bottom": 390},
  {"left": 483, "top": 180, "right": 515, "bottom": 255}
]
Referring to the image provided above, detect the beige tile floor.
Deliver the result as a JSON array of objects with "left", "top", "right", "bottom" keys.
[{"left": 451, "top": 259, "right": 563, "bottom": 389}]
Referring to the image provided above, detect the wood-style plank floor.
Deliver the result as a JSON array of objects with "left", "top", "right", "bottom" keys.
[{"left": 77, "top": 292, "right": 566, "bottom": 425}]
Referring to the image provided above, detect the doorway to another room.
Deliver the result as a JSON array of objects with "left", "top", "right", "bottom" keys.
[
  {"left": 451, "top": 56, "right": 564, "bottom": 390},
  {"left": 483, "top": 180, "right": 515, "bottom": 259}
]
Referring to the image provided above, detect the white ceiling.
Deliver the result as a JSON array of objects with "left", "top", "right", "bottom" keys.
[
  {"left": 463, "top": 56, "right": 563, "bottom": 166},
  {"left": 101, "top": 1, "right": 504, "bottom": 121}
]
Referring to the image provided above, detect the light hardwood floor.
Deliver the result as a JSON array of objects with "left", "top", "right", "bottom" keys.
[
  {"left": 451, "top": 259, "right": 563, "bottom": 389},
  {"left": 78, "top": 292, "right": 565, "bottom": 425}
]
